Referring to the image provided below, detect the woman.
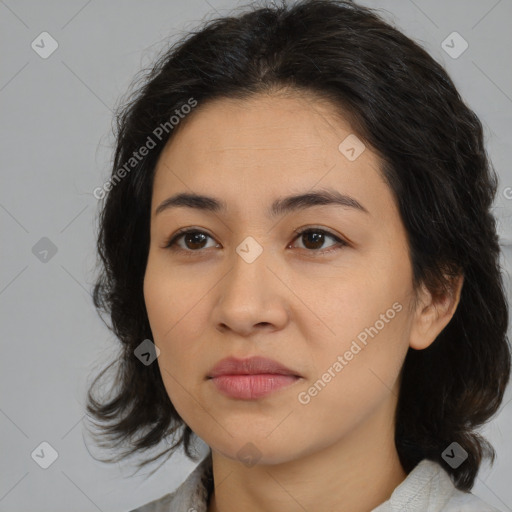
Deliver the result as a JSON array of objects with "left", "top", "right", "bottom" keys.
[{"left": 87, "top": 1, "right": 511, "bottom": 511}]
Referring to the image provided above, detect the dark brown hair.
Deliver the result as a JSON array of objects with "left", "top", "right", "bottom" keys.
[{"left": 87, "top": 0, "right": 511, "bottom": 491}]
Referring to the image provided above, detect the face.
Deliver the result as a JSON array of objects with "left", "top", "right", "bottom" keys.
[{"left": 143, "top": 92, "right": 418, "bottom": 465}]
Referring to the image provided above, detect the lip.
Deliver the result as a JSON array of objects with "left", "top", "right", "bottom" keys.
[
  {"left": 207, "top": 356, "right": 302, "bottom": 400},
  {"left": 208, "top": 356, "right": 300, "bottom": 378}
]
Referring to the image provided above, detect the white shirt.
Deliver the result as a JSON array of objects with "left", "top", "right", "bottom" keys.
[{"left": 129, "top": 452, "right": 502, "bottom": 511}]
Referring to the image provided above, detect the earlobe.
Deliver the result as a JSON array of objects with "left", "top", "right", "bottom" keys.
[{"left": 409, "top": 274, "right": 464, "bottom": 351}]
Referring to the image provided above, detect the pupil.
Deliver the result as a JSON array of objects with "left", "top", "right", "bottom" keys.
[
  {"left": 186, "top": 232, "right": 206, "bottom": 249},
  {"left": 304, "top": 232, "right": 323, "bottom": 249}
]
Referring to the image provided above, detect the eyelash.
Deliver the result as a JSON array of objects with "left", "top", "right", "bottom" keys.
[{"left": 163, "top": 227, "right": 348, "bottom": 257}]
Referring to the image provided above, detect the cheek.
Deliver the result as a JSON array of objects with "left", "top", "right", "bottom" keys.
[
  {"left": 143, "top": 261, "right": 201, "bottom": 386},
  {"left": 299, "top": 267, "right": 410, "bottom": 414},
  {"left": 314, "top": 267, "right": 407, "bottom": 349},
  {"left": 143, "top": 257, "right": 167, "bottom": 329},
  {"left": 143, "top": 256, "right": 200, "bottom": 339},
  {"left": 294, "top": 315, "right": 409, "bottom": 443}
]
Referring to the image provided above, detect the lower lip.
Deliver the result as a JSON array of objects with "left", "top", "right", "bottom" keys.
[{"left": 209, "top": 374, "right": 300, "bottom": 399}]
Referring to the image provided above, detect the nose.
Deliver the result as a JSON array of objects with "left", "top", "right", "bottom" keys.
[{"left": 212, "top": 246, "right": 289, "bottom": 337}]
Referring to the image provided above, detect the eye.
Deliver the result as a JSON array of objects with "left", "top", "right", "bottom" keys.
[
  {"left": 163, "top": 227, "right": 347, "bottom": 255},
  {"left": 163, "top": 228, "right": 219, "bottom": 253},
  {"left": 290, "top": 227, "right": 347, "bottom": 254}
]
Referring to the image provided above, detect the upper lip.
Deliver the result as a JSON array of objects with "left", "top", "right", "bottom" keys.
[{"left": 207, "top": 356, "right": 300, "bottom": 378}]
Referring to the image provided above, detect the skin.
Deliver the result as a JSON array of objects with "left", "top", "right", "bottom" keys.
[{"left": 143, "top": 91, "right": 463, "bottom": 512}]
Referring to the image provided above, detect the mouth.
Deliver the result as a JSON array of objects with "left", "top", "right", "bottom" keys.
[
  {"left": 208, "top": 374, "right": 302, "bottom": 400},
  {"left": 208, "top": 355, "right": 300, "bottom": 378},
  {"left": 207, "top": 356, "right": 302, "bottom": 400}
]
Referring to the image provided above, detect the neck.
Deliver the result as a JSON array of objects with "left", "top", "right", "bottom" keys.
[{"left": 207, "top": 391, "right": 407, "bottom": 512}]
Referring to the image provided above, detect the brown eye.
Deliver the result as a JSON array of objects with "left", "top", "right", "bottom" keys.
[
  {"left": 182, "top": 231, "right": 208, "bottom": 250},
  {"left": 292, "top": 228, "right": 346, "bottom": 253},
  {"left": 300, "top": 230, "right": 327, "bottom": 250},
  {"left": 164, "top": 229, "right": 217, "bottom": 251},
  {"left": 164, "top": 227, "right": 347, "bottom": 256}
]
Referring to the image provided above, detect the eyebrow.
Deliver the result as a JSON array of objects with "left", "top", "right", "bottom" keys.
[{"left": 155, "top": 188, "right": 369, "bottom": 218}]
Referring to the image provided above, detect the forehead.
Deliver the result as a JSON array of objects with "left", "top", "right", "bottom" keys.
[
  {"left": 151, "top": 92, "right": 390, "bottom": 217},
  {"left": 157, "top": 92, "right": 360, "bottom": 164}
]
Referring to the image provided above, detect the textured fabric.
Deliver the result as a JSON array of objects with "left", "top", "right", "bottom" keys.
[{"left": 128, "top": 452, "right": 502, "bottom": 512}]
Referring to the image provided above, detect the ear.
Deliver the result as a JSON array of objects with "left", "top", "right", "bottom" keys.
[{"left": 409, "top": 274, "right": 464, "bottom": 350}]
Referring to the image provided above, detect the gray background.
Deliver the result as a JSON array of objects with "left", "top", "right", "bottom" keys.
[{"left": 1, "top": 0, "right": 511, "bottom": 511}]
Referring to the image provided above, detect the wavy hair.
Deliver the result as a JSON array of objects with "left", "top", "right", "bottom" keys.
[{"left": 86, "top": 0, "right": 511, "bottom": 490}]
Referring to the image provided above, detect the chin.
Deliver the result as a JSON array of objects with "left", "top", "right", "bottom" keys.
[{"left": 208, "top": 435, "right": 301, "bottom": 467}]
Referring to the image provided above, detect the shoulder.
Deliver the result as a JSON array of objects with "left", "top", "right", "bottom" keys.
[
  {"left": 372, "top": 459, "right": 502, "bottom": 512},
  {"left": 128, "top": 492, "right": 174, "bottom": 512},
  {"left": 443, "top": 486, "right": 502, "bottom": 511},
  {"left": 127, "top": 453, "right": 213, "bottom": 512}
]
